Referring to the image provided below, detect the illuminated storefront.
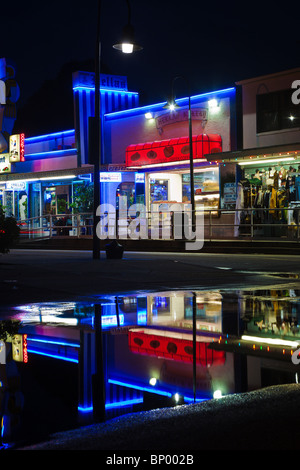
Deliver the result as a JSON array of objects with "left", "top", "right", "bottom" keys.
[
  {"left": 104, "top": 87, "right": 238, "bottom": 216},
  {"left": 0, "top": 73, "right": 139, "bottom": 220},
  {"left": 206, "top": 68, "right": 300, "bottom": 238}
]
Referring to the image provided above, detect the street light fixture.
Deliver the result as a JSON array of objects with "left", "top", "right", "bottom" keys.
[
  {"left": 91, "top": 0, "right": 142, "bottom": 260},
  {"left": 163, "top": 76, "right": 196, "bottom": 234},
  {"left": 113, "top": 0, "right": 143, "bottom": 54}
]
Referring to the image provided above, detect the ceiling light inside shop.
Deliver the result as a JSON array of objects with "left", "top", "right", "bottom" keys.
[{"left": 239, "top": 156, "right": 295, "bottom": 166}]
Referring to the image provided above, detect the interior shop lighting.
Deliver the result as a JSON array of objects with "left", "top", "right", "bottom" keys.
[
  {"left": 38, "top": 175, "right": 76, "bottom": 181},
  {"left": 241, "top": 335, "right": 299, "bottom": 349},
  {"left": 239, "top": 156, "right": 295, "bottom": 166}
]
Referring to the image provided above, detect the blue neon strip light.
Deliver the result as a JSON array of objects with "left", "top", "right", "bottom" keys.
[
  {"left": 108, "top": 379, "right": 172, "bottom": 397},
  {"left": 24, "top": 148, "right": 77, "bottom": 160},
  {"left": 105, "top": 87, "right": 236, "bottom": 120},
  {"left": 27, "top": 348, "right": 79, "bottom": 363},
  {"left": 27, "top": 337, "right": 80, "bottom": 348},
  {"left": 73, "top": 86, "right": 138, "bottom": 95},
  {"left": 108, "top": 379, "right": 209, "bottom": 403},
  {"left": 25, "top": 129, "right": 75, "bottom": 143},
  {"left": 78, "top": 397, "right": 144, "bottom": 414}
]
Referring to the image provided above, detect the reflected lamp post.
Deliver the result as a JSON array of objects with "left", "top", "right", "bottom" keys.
[
  {"left": 91, "top": 0, "right": 142, "bottom": 260},
  {"left": 163, "top": 76, "right": 196, "bottom": 234}
]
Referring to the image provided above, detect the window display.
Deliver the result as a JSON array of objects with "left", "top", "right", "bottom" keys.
[
  {"left": 236, "top": 162, "right": 300, "bottom": 237},
  {"left": 150, "top": 179, "right": 168, "bottom": 202}
]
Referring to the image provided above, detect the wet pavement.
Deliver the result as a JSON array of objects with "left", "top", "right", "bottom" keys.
[
  {"left": 0, "top": 249, "right": 299, "bottom": 305},
  {"left": 0, "top": 249, "right": 300, "bottom": 452}
]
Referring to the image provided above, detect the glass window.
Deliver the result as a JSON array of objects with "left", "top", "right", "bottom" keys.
[
  {"left": 257, "top": 89, "right": 300, "bottom": 133},
  {"left": 149, "top": 179, "right": 168, "bottom": 202},
  {"left": 182, "top": 170, "right": 219, "bottom": 201}
]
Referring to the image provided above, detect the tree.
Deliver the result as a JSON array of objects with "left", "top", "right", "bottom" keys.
[
  {"left": 0, "top": 206, "right": 20, "bottom": 253},
  {"left": 69, "top": 182, "right": 93, "bottom": 213},
  {"left": 0, "top": 320, "right": 21, "bottom": 342}
]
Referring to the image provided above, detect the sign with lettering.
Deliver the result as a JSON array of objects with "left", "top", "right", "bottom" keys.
[
  {"left": 12, "top": 334, "right": 28, "bottom": 363},
  {"left": 73, "top": 71, "right": 128, "bottom": 91},
  {"left": 156, "top": 108, "right": 207, "bottom": 134},
  {"left": 100, "top": 172, "right": 122, "bottom": 182},
  {"left": 9, "top": 133, "right": 25, "bottom": 162}
]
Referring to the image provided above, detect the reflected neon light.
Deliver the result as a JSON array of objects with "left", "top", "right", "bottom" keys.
[{"left": 78, "top": 397, "right": 144, "bottom": 414}]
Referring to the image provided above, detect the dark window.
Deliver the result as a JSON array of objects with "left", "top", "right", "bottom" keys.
[{"left": 256, "top": 89, "right": 300, "bottom": 133}]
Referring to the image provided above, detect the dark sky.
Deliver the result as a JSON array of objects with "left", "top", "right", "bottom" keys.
[{"left": 1, "top": 0, "right": 300, "bottom": 135}]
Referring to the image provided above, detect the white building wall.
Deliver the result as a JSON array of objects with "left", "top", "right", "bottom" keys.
[
  {"left": 105, "top": 95, "right": 233, "bottom": 165},
  {"left": 237, "top": 68, "right": 300, "bottom": 149}
]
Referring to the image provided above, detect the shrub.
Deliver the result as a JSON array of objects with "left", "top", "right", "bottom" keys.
[{"left": 0, "top": 205, "right": 20, "bottom": 253}]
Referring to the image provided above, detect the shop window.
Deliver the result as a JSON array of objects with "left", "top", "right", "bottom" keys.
[
  {"left": 116, "top": 182, "right": 135, "bottom": 210},
  {"left": 150, "top": 179, "right": 168, "bottom": 202},
  {"left": 256, "top": 89, "right": 300, "bottom": 133},
  {"left": 182, "top": 171, "right": 219, "bottom": 201}
]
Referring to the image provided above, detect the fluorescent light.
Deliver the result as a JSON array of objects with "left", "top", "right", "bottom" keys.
[
  {"left": 39, "top": 175, "right": 76, "bottom": 180},
  {"left": 241, "top": 335, "right": 299, "bottom": 348},
  {"left": 239, "top": 156, "right": 295, "bottom": 166}
]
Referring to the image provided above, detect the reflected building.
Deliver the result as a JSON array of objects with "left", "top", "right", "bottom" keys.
[{"left": 1, "top": 287, "right": 300, "bottom": 446}]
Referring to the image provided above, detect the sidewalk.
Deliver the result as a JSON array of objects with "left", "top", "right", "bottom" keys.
[
  {"left": 19, "top": 384, "right": 300, "bottom": 450},
  {"left": 0, "top": 248, "right": 299, "bottom": 306}
]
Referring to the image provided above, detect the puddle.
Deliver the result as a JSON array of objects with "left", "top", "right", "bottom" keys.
[{"left": 1, "top": 287, "right": 300, "bottom": 448}]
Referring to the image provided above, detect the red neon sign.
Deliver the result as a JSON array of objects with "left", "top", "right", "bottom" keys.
[
  {"left": 20, "top": 133, "right": 25, "bottom": 162},
  {"left": 128, "top": 330, "right": 225, "bottom": 366},
  {"left": 23, "top": 334, "right": 28, "bottom": 363},
  {"left": 126, "top": 134, "right": 222, "bottom": 168}
]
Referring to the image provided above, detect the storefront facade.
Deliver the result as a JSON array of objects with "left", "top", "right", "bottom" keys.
[
  {"left": 104, "top": 86, "right": 238, "bottom": 218},
  {"left": 0, "top": 72, "right": 140, "bottom": 223},
  {"left": 208, "top": 68, "right": 300, "bottom": 239}
]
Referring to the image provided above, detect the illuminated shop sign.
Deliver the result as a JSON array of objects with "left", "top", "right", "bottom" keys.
[
  {"left": 100, "top": 172, "right": 122, "bottom": 182},
  {"left": 0, "top": 153, "right": 11, "bottom": 173},
  {"left": 6, "top": 181, "right": 26, "bottom": 191},
  {"left": 126, "top": 134, "right": 222, "bottom": 168},
  {"left": 135, "top": 173, "right": 145, "bottom": 183},
  {"left": 9, "top": 133, "right": 25, "bottom": 162}
]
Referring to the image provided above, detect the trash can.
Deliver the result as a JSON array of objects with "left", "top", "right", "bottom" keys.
[{"left": 105, "top": 240, "right": 124, "bottom": 259}]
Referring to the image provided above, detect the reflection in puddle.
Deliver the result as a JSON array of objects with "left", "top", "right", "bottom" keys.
[{"left": 1, "top": 287, "right": 300, "bottom": 448}]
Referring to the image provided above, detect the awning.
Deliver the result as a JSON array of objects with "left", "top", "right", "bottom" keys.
[
  {"left": 0, "top": 166, "right": 94, "bottom": 182},
  {"left": 126, "top": 134, "right": 222, "bottom": 168},
  {"left": 205, "top": 141, "right": 300, "bottom": 163}
]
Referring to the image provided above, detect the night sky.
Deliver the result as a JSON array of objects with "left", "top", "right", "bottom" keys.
[{"left": 1, "top": 0, "right": 299, "bottom": 136}]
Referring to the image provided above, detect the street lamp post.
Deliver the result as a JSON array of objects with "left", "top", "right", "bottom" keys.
[
  {"left": 91, "top": 0, "right": 142, "bottom": 260},
  {"left": 164, "top": 76, "right": 196, "bottom": 235}
]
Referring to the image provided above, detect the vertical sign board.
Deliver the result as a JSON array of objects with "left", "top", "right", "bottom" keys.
[
  {"left": 9, "top": 133, "right": 25, "bottom": 162},
  {"left": 12, "top": 334, "right": 28, "bottom": 363}
]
